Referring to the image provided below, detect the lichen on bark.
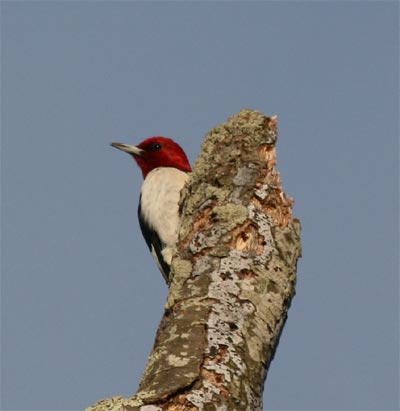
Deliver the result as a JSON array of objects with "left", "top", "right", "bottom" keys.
[{"left": 87, "top": 109, "right": 301, "bottom": 411}]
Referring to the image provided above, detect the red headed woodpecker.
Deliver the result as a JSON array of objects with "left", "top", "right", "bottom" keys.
[{"left": 111, "top": 137, "right": 191, "bottom": 283}]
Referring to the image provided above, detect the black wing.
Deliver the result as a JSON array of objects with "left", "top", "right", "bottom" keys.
[{"left": 137, "top": 197, "right": 170, "bottom": 282}]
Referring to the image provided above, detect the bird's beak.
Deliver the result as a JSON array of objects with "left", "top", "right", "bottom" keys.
[{"left": 111, "top": 142, "right": 143, "bottom": 156}]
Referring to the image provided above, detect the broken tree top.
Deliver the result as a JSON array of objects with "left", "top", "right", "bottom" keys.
[{"left": 87, "top": 109, "right": 301, "bottom": 411}]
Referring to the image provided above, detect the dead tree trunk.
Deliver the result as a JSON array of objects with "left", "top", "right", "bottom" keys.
[{"left": 87, "top": 109, "right": 301, "bottom": 411}]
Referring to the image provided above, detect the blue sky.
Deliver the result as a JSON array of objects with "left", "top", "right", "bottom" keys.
[{"left": 2, "top": 2, "right": 398, "bottom": 410}]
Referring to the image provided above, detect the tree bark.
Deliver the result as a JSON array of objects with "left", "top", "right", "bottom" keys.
[{"left": 87, "top": 109, "right": 301, "bottom": 411}]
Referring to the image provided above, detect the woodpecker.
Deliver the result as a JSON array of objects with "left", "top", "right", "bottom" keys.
[{"left": 111, "top": 136, "right": 191, "bottom": 283}]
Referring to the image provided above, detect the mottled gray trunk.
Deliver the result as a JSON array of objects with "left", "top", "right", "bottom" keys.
[{"left": 87, "top": 109, "right": 301, "bottom": 411}]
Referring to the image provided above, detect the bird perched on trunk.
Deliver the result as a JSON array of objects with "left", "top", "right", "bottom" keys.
[{"left": 111, "top": 137, "right": 191, "bottom": 283}]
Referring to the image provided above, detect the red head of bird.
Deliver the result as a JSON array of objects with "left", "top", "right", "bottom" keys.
[{"left": 111, "top": 136, "right": 191, "bottom": 178}]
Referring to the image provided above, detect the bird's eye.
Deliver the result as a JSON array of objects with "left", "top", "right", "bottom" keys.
[{"left": 150, "top": 143, "right": 162, "bottom": 151}]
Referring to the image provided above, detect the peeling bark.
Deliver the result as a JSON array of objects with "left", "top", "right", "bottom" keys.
[{"left": 87, "top": 109, "right": 301, "bottom": 411}]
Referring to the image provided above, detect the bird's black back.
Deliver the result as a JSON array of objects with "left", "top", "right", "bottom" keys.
[{"left": 137, "top": 197, "right": 170, "bottom": 282}]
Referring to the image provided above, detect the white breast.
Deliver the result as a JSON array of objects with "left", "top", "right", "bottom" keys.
[{"left": 140, "top": 167, "right": 189, "bottom": 264}]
